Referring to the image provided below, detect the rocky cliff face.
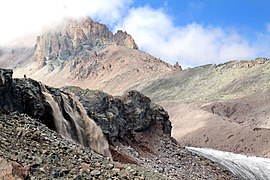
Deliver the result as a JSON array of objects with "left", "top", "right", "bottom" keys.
[
  {"left": 0, "top": 68, "right": 110, "bottom": 156},
  {"left": 34, "top": 17, "right": 138, "bottom": 67},
  {"left": 0, "top": 67, "right": 173, "bottom": 158},
  {"left": 62, "top": 87, "right": 172, "bottom": 146}
]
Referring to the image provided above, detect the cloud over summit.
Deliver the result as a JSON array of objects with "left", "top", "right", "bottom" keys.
[
  {"left": 0, "top": 0, "right": 268, "bottom": 67},
  {"left": 0, "top": 0, "right": 131, "bottom": 46}
]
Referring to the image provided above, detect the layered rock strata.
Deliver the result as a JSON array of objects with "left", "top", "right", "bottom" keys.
[{"left": 34, "top": 17, "right": 138, "bottom": 67}]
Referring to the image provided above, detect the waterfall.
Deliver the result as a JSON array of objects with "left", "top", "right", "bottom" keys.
[
  {"left": 187, "top": 147, "right": 270, "bottom": 180},
  {"left": 41, "top": 90, "right": 73, "bottom": 139},
  {"left": 39, "top": 82, "right": 111, "bottom": 157}
]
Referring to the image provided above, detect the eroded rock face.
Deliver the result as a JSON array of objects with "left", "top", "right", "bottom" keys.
[
  {"left": 0, "top": 69, "right": 110, "bottom": 156},
  {"left": 34, "top": 17, "right": 138, "bottom": 67},
  {"left": 62, "top": 87, "right": 172, "bottom": 145}
]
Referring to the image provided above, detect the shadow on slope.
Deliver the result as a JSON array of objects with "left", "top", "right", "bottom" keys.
[{"left": 160, "top": 101, "right": 270, "bottom": 157}]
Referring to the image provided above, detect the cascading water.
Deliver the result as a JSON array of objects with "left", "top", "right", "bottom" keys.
[
  {"left": 39, "top": 82, "right": 111, "bottom": 157},
  {"left": 187, "top": 147, "right": 270, "bottom": 180},
  {"left": 62, "top": 93, "right": 111, "bottom": 157},
  {"left": 40, "top": 88, "right": 73, "bottom": 140}
]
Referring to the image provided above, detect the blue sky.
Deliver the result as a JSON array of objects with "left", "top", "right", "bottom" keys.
[
  {"left": 133, "top": 0, "right": 270, "bottom": 41},
  {"left": 135, "top": 0, "right": 270, "bottom": 29},
  {"left": 1, "top": 0, "right": 270, "bottom": 67}
]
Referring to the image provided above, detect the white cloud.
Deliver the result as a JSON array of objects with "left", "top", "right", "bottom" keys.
[
  {"left": 0, "top": 0, "right": 132, "bottom": 46},
  {"left": 0, "top": 1, "right": 268, "bottom": 67},
  {"left": 116, "top": 6, "right": 258, "bottom": 67}
]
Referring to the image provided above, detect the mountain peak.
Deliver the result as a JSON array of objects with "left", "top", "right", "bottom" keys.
[{"left": 34, "top": 17, "right": 138, "bottom": 67}]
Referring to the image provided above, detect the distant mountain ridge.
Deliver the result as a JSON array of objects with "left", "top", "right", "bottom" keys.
[
  {"left": 140, "top": 57, "right": 270, "bottom": 102},
  {"left": 34, "top": 17, "right": 138, "bottom": 68},
  {"left": 0, "top": 17, "right": 177, "bottom": 93}
]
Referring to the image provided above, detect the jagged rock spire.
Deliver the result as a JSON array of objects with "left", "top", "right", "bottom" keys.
[{"left": 34, "top": 17, "right": 138, "bottom": 67}]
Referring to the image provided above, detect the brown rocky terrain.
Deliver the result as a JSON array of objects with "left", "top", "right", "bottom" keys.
[
  {"left": 137, "top": 58, "right": 270, "bottom": 158},
  {"left": 202, "top": 93, "right": 270, "bottom": 129},
  {"left": 0, "top": 68, "right": 236, "bottom": 179},
  {"left": 0, "top": 112, "right": 236, "bottom": 179},
  {"left": 0, "top": 112, "right": 163, "bottom": 179},
  {"left": 10, "top": 45, "right": 177, "bottom": 95}
]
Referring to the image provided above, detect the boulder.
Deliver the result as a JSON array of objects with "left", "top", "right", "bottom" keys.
[{"left": 0, "top": 157, "right": 30, "bottom": 179}]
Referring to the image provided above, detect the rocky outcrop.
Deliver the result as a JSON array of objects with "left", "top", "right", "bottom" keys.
[
  {"left": 173, "top": 62, "right": 182, "bottom": 71},
  {"left": 0, "top": 69, "right": 110, "bottom": 156},
  {"left": 62, "top": 87, "right": 172, "bottom": 146},
  {"left": 34, "top": 17, "right": 138, "bottom": 67},
  {"left": 0, "top": 112, "right": 236, "bottom": 179},
  {"left": 0, "top": 69, "right": 15, "bottom": 114},
  {"left": 113, "top": 30, "right": 138, "bottom": 49}
]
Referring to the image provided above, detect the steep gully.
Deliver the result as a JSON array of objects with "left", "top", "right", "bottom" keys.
[{"left": 187, "top": 147, "right": 270, "bottom": 180}]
